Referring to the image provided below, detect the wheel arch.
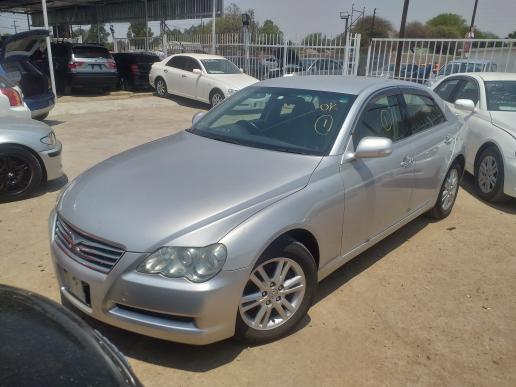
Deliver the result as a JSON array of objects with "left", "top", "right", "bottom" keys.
[
  {"left": 0, "top": 142, "right": 47, "bottom": 182},
  {"left": 474, "top": 141, "right": 500, "bottom": 171},
  {"left": 209, "top": 87, "right": 224, "bottom": 101},
  {"left": 262, "top": 228, "right": 320, "bottom": 269}
]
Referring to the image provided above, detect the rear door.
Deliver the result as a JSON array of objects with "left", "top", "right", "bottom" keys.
[{"left": 399, "top": 89, "right": 459, "bottom": 210}]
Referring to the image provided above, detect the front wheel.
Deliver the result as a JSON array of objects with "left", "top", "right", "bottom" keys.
[
  {"left": 0, "top": 145, "right": 43, "bottom": 202},
  {"left": 155, "top": 78, "right": 168, "bottom": 97},
  {"left": 474, "top": 147, "right": 506, "bottom": 202},
  {"left": 210, "top": 89, "right": 225, "bottom": 107},
  {"left": 235, "top": 239, "right": 317, "bottom": 344},
  {"left": 427, "top": 161, "right": 462, "bottom": 219}
]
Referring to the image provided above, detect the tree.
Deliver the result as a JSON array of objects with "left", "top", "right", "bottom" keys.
[
  {"left": 426, "top": 13, "right": 468, "bottom": 37},
  {"left": 350, "top": 15, "right": 394, "bottom": 43},
  {"left": 508, "top": 31, "right": 516, "bottom": 39},
  {"left": 127, "top": 22, "right": 154, "bottom": 39},
  {"left": 201, "top": 3, "right": 259, "bottom": 34},
  {"left": 72, "top": 27, "right": 88, "bottom": 42},
  {"left": 258, "top": 20, "right": 282, "bottom": 36},
  {"left": 404, "top": 21, "right": 431, "bottom": 38},
  {"left": 84, "top": 24, "right": 110, "bottom": 44},
  {"left": 301, "top": 33, "right": 332, "bottom": 46}
]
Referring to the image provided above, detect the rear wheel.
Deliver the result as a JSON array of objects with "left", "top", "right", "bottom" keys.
[
  {"left": 155, "top": 77, "right": 168, "bottom": 97},
  {"left": 235, "top": 238, "right": 317, "bottom": 344},
  {"left": 474, "top": 146, "right": 506, "bottom": 202},
  {"left": 427, "top": 161, "right": 461, "bottom": 219},
  {"left": 0, "top": 145, "right": 43, "bottom": 202}
]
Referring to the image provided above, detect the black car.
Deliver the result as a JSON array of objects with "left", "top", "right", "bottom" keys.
[
  {"left": 0, "top": 285, "right": 141, "bottom": 387},
  {"left": 113, "top": 52, "right": 160, "bottom": 91},
  {"left": 50, "top": 42, "right": 118, "bottom": 94},
  {"left": 0, "top": 30, "right": 55, "bottom": 120}
]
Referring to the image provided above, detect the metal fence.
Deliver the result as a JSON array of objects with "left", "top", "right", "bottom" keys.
[
  {"left": 113, "top": 32, "right": 361, "bottom": 80},
  {"left": 365, "top": 38, "right": 516, "bottom": 84}
]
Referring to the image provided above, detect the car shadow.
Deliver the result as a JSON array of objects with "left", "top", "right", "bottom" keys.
[
  {"left": 315, "top": 216, "right": 431, "bottom": 305},
  {"left": 0, "top": 175, "right": 69, "bottom": 204},
  {"left": 460, "top": 173, "right": 516, "bottom": 214},
  {"left": 80, "top": 310, "right": 310, "bottom": 372},
  {"left": 158, "top": 93, "right": 210, "bottom": 110},
  {"left": 42, "top": 119, "right": 65, "bottom": 126}
]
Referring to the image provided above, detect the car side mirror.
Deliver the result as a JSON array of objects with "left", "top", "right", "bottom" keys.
[
  {"left": 454, "top": 99, "right": 476, "bottom": 112},
  {"left": 192, "top": 111, "right": 206, "bottom": 126},
  {"left": 354, "top": 137, "right": 393, "bottom": 159},
  {"left": 193, "top": 68, "right": 202, "bottom": 75}
]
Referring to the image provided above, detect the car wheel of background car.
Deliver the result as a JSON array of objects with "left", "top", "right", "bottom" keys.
[
  {"left": 474, "top": 146, "right": 506, "bottom": 202},
  {"left": 427, "top": 161, "right": 462, "bottom": 219},
  {"left": 0, "top": 145, "right": 42, "bottom": 202},
  {"left": 34, "top": 112, "right": 49, "bottom": 121},
  {"left": 235, "top": 238, "right": 317, "bottom": 344},
  {"left": 155, "top": 77, "right": 168, "bottom": 97},
  {"left": 210, "top": 89, "right": 225, "bottom": 107}
]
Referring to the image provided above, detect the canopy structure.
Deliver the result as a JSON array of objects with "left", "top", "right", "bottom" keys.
[{"left": 0, "top": 0, "right": 223, "bottom": 96}]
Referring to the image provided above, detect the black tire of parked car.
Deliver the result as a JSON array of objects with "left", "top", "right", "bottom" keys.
[
  {"left": 0, "top": 145, "right": 43, "bottom": 202},
  {"left": 474, "top": 146, "right": 506, "bottom": 202},
  {"left": 155, "top": 77, "right": 168, "bottom": 97},
  {"left": 209, "top": 89, "right": 225, "bottom": 108},
  {"left": 234, "top": 237, "right": 317, "bottom": 344},
  {"left": 119, "top": 77, "right": 129, "bottom": 91},
  {"left": 427, "top": 160, "right": 462, "bottom": 219},
  {"left": 34, "top": 113, "right": 49, "bottom": 121}
]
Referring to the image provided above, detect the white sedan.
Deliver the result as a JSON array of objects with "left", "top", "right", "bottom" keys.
[
  {"left": 149, "top": 53, "right": 258, "bottom": 107},
  {"left": 432, "top": 72, "right": 516, "bottom": 201},
  {"left": 0, "top": 75, "right": 31, "bottom": 120}
]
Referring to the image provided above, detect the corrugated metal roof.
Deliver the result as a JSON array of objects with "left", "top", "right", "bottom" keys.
[{"left": 0, "top": 0, "right": 223, "bottom": 25}]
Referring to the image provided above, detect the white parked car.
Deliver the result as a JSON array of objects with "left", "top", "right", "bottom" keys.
[
  {"left": 0, "top": 75, "right": 31, "bottom": 120},
  {"left": 149, "top": 53, "right": 258, "bottom": 107},
  {"left": 432, "top": 72, "right": 516, "bottom": 201}
]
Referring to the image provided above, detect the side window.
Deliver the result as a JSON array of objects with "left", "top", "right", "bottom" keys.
[
  {"left": 353, "top": 94, "right": 409, "bottom": 145},
  {"left": 454, "top": 79, "right": 480, "bottom": 105},
  {"left": 166, "top": 56, "right": 185, "bottom": 70},
  {"left": 183, "top": 57, "right": 202, "bottom": 72},
  {"left": 403, "top": 93, "right": 446, "bottom": 134},
  {"left": 434, "top": 79, "right": 460, "bottom": 102}
]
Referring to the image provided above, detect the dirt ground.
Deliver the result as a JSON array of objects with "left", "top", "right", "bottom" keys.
[{"left": 1, "top": 93, "right": 515, "bottom": 387}]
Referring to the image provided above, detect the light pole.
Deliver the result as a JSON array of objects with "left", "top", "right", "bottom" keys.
[
  {"left": 470, "top": 0, "right": 479, "bottom": 30},
  {"left": 395, "top": 0, "right": 410, "bottom": 77},
  {"left": 242, "top": 13, "right": 250, "bottom": 74}
]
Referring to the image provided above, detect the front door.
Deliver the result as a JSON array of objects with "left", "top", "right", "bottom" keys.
[{"left": 340, "top": 91, "right": 415, "bottom": 255}]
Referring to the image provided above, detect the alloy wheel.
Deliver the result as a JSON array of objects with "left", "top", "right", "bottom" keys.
[
  {"left": 239, "top": 257, "right": 306, "bottom": 331},
  {"left": 478, "top": 155, "right": 498, "bottom": 194},
  {"left": 0, "top": 155, "right": 32, "bottom": 195},
  {"left": 211, "top": 93, "right": 223, "bottom": 106},
  {"left": 441, "top": 167, "right": 459, "bottom": 211},
  {"left": 156, "top": 79, "right": 166, "bottom": 96}
]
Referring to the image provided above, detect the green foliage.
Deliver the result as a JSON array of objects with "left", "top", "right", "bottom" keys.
[
  {"left": 404, "top": 21, "right": 430, "bottom": 38},
  {"left": 508, "top": 31, "right": 516, "bottom": 39},
  {"left": 127, "top": 22, "right": 154, "bottom": 39},
  {"left": 258, "top": 20, "right": 282, "bottom": 35},
  {"left": 351, "top": 15, "right": 394, "bottom": 43},
  {"left": 83, "top": 24, "right": 110, "bottom": 44}
]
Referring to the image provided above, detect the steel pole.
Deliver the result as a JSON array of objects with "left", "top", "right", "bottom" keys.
[
  {"left": 470, "top": 0, "right": 479, "bottom": 30},
  {"left": 41, "top": 0, "right": 56, "bottom": 98},
  {"left": 144, "top": 0, "right": 149, "bottom": 51},
  {"left": 211, "top": 0, "right": 216, "bottom": 54},
  {"left": 395, "top": 0, "right": 410, "bottom": 77}
]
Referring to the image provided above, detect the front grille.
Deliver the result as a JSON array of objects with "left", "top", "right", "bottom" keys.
[{"left": 55, "top": 216, "right": 125, "bottom": 273}]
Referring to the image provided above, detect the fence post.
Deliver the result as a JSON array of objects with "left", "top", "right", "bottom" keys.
[
  {"left": 282, "top": 37, "right": 288, "bottom": 77},
  {"left": 113, "top": 38, "right": 118, "bottom": 53},
  {"left": 244, "top": 27, "right": 250, "bottom": 74},
  {"left": 343, "top": 33, "right": 351, "bottom": 75},
  {"left": 353, "top": 34, "right": 361, "bottom": 75},
  {"left": 365, "top": 41, "right": 372, "bottom": 77}
]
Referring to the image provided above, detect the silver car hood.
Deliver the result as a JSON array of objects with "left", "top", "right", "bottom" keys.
[
  {"left": 58, "top": 131, "right": 321, "bottom": 252},
  {"left": 490, "top": 111, "right": 516, "bottom": 139}
]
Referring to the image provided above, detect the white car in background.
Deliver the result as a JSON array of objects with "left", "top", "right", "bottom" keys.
[
  {"left": 149, "top": 53, "right": 258, "bottom": 107},
  {"left": 0, "top": 75, "right": 31, "bottom": 120},
  {"left": 432, "top": 72, "right": 516, "bottom": 201}
]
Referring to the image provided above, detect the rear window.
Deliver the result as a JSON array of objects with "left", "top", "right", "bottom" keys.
[
  {"left": 72, "top": 46, "right": 111, "bottom": 59},
  {"left": 0, "top": 75, "right": 14, "bottom": 88}
]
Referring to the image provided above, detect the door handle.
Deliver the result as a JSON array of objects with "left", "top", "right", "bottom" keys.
[
  {"left": 444, "top": 135, "right": 454, "bottom": 145},
  {"left": 182, "top": 74, "right": 187, "bottom": 78}
]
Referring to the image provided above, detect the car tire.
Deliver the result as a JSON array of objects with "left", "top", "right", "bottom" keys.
[
  {"left": 209, "top": 89, "right": 225, "bottom": 107},
  {"left": 34, "top": 112, "right": 49, "bottom": 121},
  {"left": 427, "top": 161, "right": 462, "bottom": 219},
  {"left": 0, "top": 145, "right": 43, "bottom": 202},
  {"left": 234, "top": 238, "right": 317, "bottom": 344},
  {"left": 474, "top": 146, "right": 506, "bottom": 202},
  {"left": 155, "top": 77, "right": 168, "bottom": 97}
]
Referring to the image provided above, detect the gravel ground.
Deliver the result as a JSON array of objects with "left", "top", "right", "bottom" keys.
[{"left": 1, "top": 93, "right": 515, "bottom": 387}]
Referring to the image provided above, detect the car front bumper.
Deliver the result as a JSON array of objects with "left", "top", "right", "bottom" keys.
[
  {"left": 503, "top": 156, "right": 516, "bottom": 198},
  {"left": 49, "top": 210, "right": 250, "bottom": 345},
  {"left": 39, "top": 141, "right": 63, "bottom": 181}
]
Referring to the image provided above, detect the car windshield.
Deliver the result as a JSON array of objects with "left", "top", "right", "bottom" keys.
[
  {"left": 485, "top": 81, "right": 516, "bottom": 111},
  {"left": 72, "top": 46, "right": 111, "bottom": 59},
  {"left": 189, "top": 86, "right": 356, "bottom": 156},
  {"left": 201, "top": 59, "right": 241, "bottom": 74},
  {"left": 439, "top": 62, "right": 485, "bottom": 76}
]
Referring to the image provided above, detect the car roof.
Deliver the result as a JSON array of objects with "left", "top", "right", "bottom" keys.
[
  {"left": 256, "top": 75, "right": 423, "bottom": 95},
  {"left": 447, "top": 59, "right": 494, "bottom": 64},
  {"left": 440, "top": 72, "right": 516, "bottom": 82},
  {"left": 173, "top": 53, "right": 227, "bottom": 60}
]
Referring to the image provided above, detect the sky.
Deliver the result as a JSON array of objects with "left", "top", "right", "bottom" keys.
[{"left": 0, "top": 0, "right": 514, "bottom": 39}]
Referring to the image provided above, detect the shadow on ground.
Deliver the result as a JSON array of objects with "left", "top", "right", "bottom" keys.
[
  {"left": 0, "top": 175, "right": 68, "bottom": 204},
  {"left": 75, "top": 216, "right": 432, "bottom": 372},
  {"left": 460, "top": 173, "right": 516, "bottom": 215},
  {"left": 162, "top": 94, "right": 210, "bottom": 110}
]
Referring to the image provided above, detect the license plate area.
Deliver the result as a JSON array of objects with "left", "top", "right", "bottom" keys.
[{"left": 61, "top": 268, "right": 91, "bottom": 306}]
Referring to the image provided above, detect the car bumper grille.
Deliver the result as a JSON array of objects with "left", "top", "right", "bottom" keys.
[{"left": 55, "top": 216, "right": 125, "bottom": 273}]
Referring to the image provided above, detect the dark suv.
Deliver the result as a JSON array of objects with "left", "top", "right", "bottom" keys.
[
  {"left": 0, "top": 30, "right": 54, "bottom": 120},
  {"left": 51, "top": 42, "right": 118, "bottom": 94},
  {"left": 113, "top": 52, "right": 160, "bottom": 91}
]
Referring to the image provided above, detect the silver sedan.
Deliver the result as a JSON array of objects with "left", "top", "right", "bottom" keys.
[
  {"left": 50, "top": 76, "right": 465, "bottom": 345},
  {"left": 1, "top": 118, "right": 63, "bottom": 201}
]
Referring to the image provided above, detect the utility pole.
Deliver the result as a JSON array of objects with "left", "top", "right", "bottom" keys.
[
  {"left": 11, "top": 19, "right": 18, "bottom": 34},
  {"left": 371, "top": 8, "right": 376, "bottom": 38},
  {"left": 395, "top": 0, "right": 410, "bottom": 77},
  {"left": 27, "top": 13, "right": 30, "bottom": 30},
  {"left": 211, "top": 0, "right": 216, "bottom": 54},
  {"left": 470, "top": 0, "right": 479, "bottom": 30}
]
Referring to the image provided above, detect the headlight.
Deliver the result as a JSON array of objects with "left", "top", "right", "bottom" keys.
[
  {"left": 137, "top": 244, "right": 227, "bottom": 283},
  {"left": 40, "top": 131, "right": 56, "bottom": 146},
  {"left": 227, "top": 88, "right": 239, "bottom": 95}
]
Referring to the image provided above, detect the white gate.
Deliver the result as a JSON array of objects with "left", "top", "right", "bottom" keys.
[
  {"left": 114, "top": 33, "right": 361, "bottom": 80},
  {"left": 365, "top": 38, "right": 516, "bottom": 84}
]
